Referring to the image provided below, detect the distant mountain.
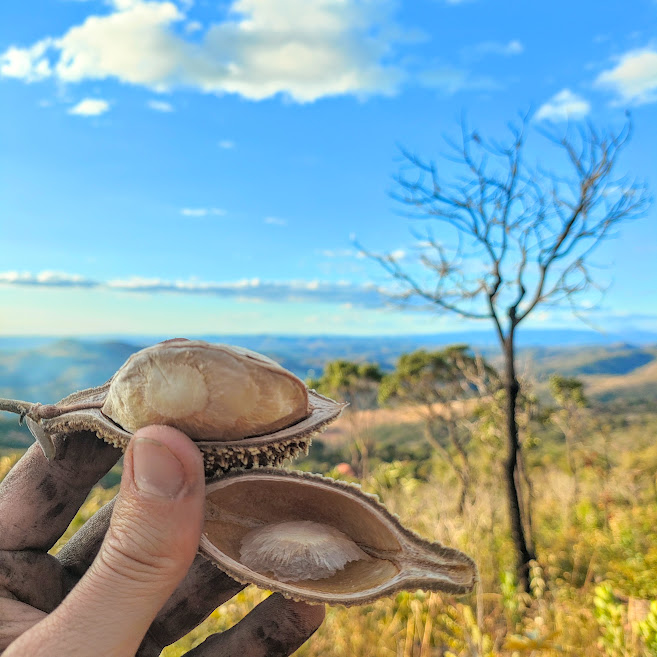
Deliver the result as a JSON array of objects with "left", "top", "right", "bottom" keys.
[
  {"left": 583, "top": 359, "right": 657, "bottom": 403},
  {"left": 517, "top": 343, "right": 657, "bottom": 380},
  {"left": 3, "top": 328, "right": 656, "bottom": 354},
  {"left": 0, "top": 339, "right": 140, "bottom": 403}
]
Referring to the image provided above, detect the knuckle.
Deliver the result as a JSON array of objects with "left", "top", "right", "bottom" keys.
[{"left": 98, "top": 521, "right": 180, "bottom": 584}]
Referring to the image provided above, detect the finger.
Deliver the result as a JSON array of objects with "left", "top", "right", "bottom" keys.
[
  {"left": 57, "top": 497, "right": 117, "bottom": 578},
  {"left": 136, "top": 557, "right": 246, "bottom": 656},
  {"left": 65, "top": 427, "right": 205, "bottom": 651},
  {"left": 0, "top": 550, "right": 69, "bottom": 613},
  {"left": 0, "top": 598, "right": 47, "bottom": 652},
  {"left": 0, "top": 431, "right": 121, "bottom": 551},
  {"left": 55, "top": 499, "right": 247, "bottom": 657},
  {"left": 184, "top": 594, "right": 325, "bottom": 657}
]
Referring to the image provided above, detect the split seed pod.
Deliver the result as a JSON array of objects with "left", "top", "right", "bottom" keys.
[
  {"left": 200, "top": 468, "right": 477, "bottom": 606},
  {"left": 6, "top": 339, "right": 344, "bottom": 473}
]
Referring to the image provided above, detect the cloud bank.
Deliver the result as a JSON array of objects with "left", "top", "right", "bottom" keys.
[
  {"left": 0, "top": 0, "right": 404, "bottom": 102},
  {"left": 0, "top": 270, "right": 386, "bottom": 307}
]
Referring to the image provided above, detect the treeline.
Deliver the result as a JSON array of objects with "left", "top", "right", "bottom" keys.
[{"left": 308, "top": 344, "right": 645, "bottom": 563}]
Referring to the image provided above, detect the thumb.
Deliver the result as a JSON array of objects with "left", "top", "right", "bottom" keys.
[{"left": 17, "top": 426, "right": 205, "bottom": 657}]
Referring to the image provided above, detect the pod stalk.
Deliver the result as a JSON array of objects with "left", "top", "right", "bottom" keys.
[
  {"left": 0, "top": 398, "right": 104, "bottom": 423},
  {"left": 0, "top": 398, "right": 39, "bottom": 423}
]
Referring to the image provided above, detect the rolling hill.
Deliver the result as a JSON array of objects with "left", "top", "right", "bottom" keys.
[{"left": 582, "top": 358, "right": 657, "bottom": 402}]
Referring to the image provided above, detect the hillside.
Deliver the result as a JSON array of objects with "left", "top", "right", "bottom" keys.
[
  {"left": 583, "top": 357, "right": 657, "bottom": 402},
  {"left": 518, "top": 343, "right": 657, "bottom": 379},
  {"left": 0, "top": 339, "right": 140, "bottom": 403}
]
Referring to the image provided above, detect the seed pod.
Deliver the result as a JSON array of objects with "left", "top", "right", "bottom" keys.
[
  {"left": 200, "top": 468, "right": 477, "bottom": 606},
  {"left": 3, "top": 339, "right": 344, "bottom": 473}
]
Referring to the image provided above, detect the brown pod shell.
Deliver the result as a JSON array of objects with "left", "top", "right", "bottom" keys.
[
  {"left": 200, "top": 468, "right": 477, "bottom": 606},
  {"left": 27, "top": 340, "right": 345, "bottom": 474}
]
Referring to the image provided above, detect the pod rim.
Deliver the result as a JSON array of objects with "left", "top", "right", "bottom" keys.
[{"left": 34, "top": 385, "right": 344, "bottom": 473}]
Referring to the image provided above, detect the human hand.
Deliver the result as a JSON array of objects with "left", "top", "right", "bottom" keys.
[{"left": 0, "top": 426, "right": 324, "bottom": 657}]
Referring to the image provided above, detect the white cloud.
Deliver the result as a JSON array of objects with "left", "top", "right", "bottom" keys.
[
  {"left": 390, "top": 249, "right": 406, "bottom": 261},
  {"left": 148, "top": 99, "right": 174, "bottom": 111},
  {"left": 1, "top": 0, "right": 404, "bottom": 103},
  {"left": 418, "top": 67, "right": 499, "bottom": 94},
  {"left": 218, "top": 140, "right": 235, "bottom": 149},
  {"left": 0, "top": 39, "right": 53, "bottom": 81},
  {"left": 181, "top": 207, "right": 226, "bottom": 217},
  {"left": 56, "top": 1, "right": 185, "bottom": 86},
  {"left": 535, "top": 89, "right": 591, "bottom": 122},
  {"left": 68, "top": 97, "right": 110, "bottom": 115},
  {"left": 595, "top": 48, "right": 657, "bottom": 105},
  {"left": 0, "top": 270, "right": 96, "bottom": 287},
  {"left": 185, "top": 20, "right": 202, "bottom": 33},
  {"left": 503, "top": 39, "right": 523, "bottom": 55},
  {"left": 466, "top": 39, "right": 523, "bottom": 59},
  {"left": 264, "top": 216, "right": 287, "bottom": 226}
]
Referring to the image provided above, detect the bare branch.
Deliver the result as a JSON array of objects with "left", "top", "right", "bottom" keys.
[{"left": 366, "top": 115, "right": 650, "bottom": 339}]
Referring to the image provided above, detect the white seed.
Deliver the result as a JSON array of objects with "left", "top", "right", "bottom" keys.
[{"left": 239, "top": 520, "right": 370, "bottom": 582}]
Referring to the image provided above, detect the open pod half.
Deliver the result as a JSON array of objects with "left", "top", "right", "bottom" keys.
[
  {"left": 18, "top": 340, "right": 344, "bottom": 474},
  {"left": 200, "top": 469, "right": 477, "bottom": 606}
]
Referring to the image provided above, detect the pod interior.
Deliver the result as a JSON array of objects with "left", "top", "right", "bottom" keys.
[{"left": 204, "top": 474, "right": 401, "bottom": 594}]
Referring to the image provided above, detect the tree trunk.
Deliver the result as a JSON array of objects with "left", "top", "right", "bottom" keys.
[
  {"left": 356, "top": 433, "right": 370, "bottom": 481},
  {"left": 503, "top": 331, "right": 536, "bottom": 592},
  {"left": 515, "top": 451, "right": 536, "bottom": 557}
]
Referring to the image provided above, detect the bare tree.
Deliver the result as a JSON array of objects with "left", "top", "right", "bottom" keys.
[
  {"left": 362, "top": 115, "right": 650, "bottom": 590},
  {"left": 470, "top": 377, "right": 541, "bottom": 560}
]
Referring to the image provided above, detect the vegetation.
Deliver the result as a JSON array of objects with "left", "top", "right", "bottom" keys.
[{"left": 309, "top": 359, "right": 383, "bottom": 478}]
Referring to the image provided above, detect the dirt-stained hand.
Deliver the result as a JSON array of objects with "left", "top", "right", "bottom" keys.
[{"left": 0, "top": 426, "right": 324, "bottom": 657}]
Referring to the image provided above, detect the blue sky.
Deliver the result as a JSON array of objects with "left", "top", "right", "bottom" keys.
[{"left": 1, "top": 0, "right": 656, "bottom": 336}]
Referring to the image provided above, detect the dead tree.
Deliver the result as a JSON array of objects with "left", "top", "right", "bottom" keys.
[{"left": 363, "top": 115, "right": 650, "bottom": 591}]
